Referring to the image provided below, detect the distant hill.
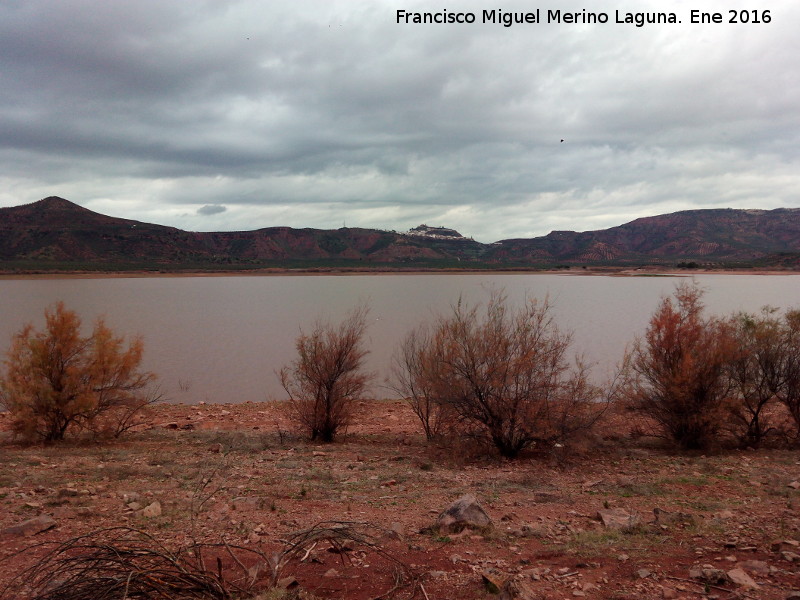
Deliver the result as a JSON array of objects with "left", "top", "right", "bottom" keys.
[
  {"left": 488, "top": 208, "right": 800, "bottom": 265},
  {"left": 1, "top": 197, "right": 799, "bottom": 270},
  {"left": 0, "top": 197, "right": 485, "bottom": 268}
]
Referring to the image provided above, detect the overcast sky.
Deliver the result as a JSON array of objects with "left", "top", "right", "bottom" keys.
[{"left": 1, "top": 1, "right": 798, "bottom": 242}]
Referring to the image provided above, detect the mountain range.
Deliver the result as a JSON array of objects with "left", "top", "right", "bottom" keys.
[{"left": 1, "top": 196, "right": 799, "bottom": 270}]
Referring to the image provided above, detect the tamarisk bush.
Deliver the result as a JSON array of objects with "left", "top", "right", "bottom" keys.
[
  {"left": 0, "top": 301, "right": 158, "bottom": 441},
  {"left": 622, "top": 283, "right": 736, "bottom": 450},
  {"left": 394, "top": 291, "right": 603, "bottom": 458},
  {"left": 280, "top": 306, "right": 371, "bottom": 442}
]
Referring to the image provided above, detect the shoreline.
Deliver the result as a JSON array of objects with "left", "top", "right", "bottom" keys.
[{"left": 0, "top": 267, "right": 797, "bottom": 280}]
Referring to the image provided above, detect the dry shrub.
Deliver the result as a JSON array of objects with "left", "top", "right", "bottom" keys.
[
  {"left": 725, "top": 307, "right": 800, "bottom": 446},
  {"left": 772, "top": 309, "right": 800, "bottom": 442},
  {"left": 393, "top": 290, "right": 605, "bottom": 459},
  {"left": 390, "top": 323, "right": 458, "bottom": 441},
  {"left": 621, "top": 282, "right": 736, "bottom": 450},
  {"left": 279, "top": 306, "right": 370, "bottom": 443},
  {"left": 725, "top": 308, "right": 787, "bottom": 447},
  {"left": 0, "top": 302, "right": 158, "bottom": 442}
]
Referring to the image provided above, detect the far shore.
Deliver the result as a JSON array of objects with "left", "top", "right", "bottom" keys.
[{"left": 0, "top": 266, "right": 798, "bottom": 280}]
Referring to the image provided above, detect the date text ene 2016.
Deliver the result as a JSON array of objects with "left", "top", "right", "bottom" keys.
[{"left": 691, "top": 10, "right": 771, "bottom": 24}]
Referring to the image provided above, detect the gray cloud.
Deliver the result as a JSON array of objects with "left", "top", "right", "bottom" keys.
[
  {"left": 197, "top": 204, "right": 227, "bottom": 216},
  {"left": 1, "top": 0, "right": 799, "bottom": 242}
]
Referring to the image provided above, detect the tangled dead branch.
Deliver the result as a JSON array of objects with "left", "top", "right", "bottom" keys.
[
  {"left": 2, "top": 521, "right": 416, "bottom": 600},
  {"left": 0, "top": 527, "right": 270, "bottom": 600},
  {"left": 272, "top": 521, "right": 415, "bottom": 599}
]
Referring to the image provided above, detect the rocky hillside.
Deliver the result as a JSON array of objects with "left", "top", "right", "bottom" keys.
[
  {"left": 488, "top": 208, "right": 800, "bottom": 265},
  {"left": 0, "top": 197, "right": 484, "bottom": 267},
  {"left": 1, "top": 197, "right": 800, "bottom": 269}
]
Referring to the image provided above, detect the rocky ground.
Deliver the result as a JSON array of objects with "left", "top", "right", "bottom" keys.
[{"left": 1, "top": 400, "right": 799, "bottom": 600}]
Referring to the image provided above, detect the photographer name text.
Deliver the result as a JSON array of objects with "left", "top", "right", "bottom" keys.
[{"left": 396, "top": 9, "right": 773, "bottom": 27}]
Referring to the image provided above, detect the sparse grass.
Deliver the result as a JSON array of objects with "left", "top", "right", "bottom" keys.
[
  {"left": 276, "top": 459, "right": 305, "bottom": 470},
  {"left": 680, "top": 499, "right": 725, "bottom": 512},
  {"left": 307, "top": 467, "right": 336, "bottom": 483},
  {"left": 563, "top": 526, "right": 669, "bottom": 557},
  {"left": 668, "top": 474, "right": 710, "bottom": 486},
  {"left": 601, "top": 482, "right": 667, "bottom": 498},
  {"left": 98, "top": 463, "right": 148, "bottom": 481}
]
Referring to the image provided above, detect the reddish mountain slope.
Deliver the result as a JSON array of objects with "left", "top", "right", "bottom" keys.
[{"left": 2, "top": 198, "right": 800, "bottom": 268}]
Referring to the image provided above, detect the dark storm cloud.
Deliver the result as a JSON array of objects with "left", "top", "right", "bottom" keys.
[{"left": 1, "top": 0, "right": 799, "bottom": 241}]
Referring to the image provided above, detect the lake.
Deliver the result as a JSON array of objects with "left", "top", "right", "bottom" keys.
[{"left": 1, "top": 273, "right": 799, "bottom": 403}]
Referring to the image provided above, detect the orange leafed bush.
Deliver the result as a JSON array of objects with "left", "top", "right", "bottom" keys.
[
  {"left": 0, "top": 302, "right": 158, "bottom": 441},
  {"left": 622, "top": 282, "right": 736, "bottom": 450}
]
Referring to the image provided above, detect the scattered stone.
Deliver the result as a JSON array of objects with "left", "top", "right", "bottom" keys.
[
  {"left": 323, "top": 568, "right": 339, "bottom": 578},
  {"left": 519, "top": 523, "right": 547, "bottom": 538},
  {"left": 231, "top": 496, "right": 270, "bottom": 511},
  {"left": 1, "top": 515, "right": 57, "bottom": 537},
  {"left": 208, "top": 443, "right": 223, "bottom": 453},
  {"left": 436, "top": 494, "right": 492, "bottom": 533},
  {"left": 616, "top": 475, "right": 635, "bottom": 487},
  {"left": 139, "top": 501, "right": 162, "bottom": 518},
  {"left": 122, "top": 492, "right": 141, "bottom": 503},
  {"left": 737, "top": 560, "right": 769, "bottom": 575},
  {"left": 653, "top": 507, "right": 694, "bottom": 527},
  {"left": 713, "top": 510, "right": 735, "bottom": 520},
  {"left": 481, "top": 570, "right": 507, "bottom": 593},
  {"left": 726, "top": 568, "right": 759, "bottom": 590},
  {"left": 312, "top": 451, "right": 327, "bottom": 457},
  {"left": 782, "top": 551, "right": 800, "bottom": 563},
  {"left": 661, "top": 587, "right": 678, "bottom": 599},
  {"left": 57, "top": 488, "right": 79, "bottom": 498},
  {"left": 785, "top": 592, "right": 800, "bottom": 599},
  {"left": 126, "top": 502, "right": 143, "bottom": 511},
  {"left": 277, "top": 576, "right": 298, "bottom": 590},
  {"left": 636, "top": 569, "right": 652, "bottom": 579},
  {"left": 689, "top": 564, "right": 729, "bottom": 585},
  {"left": 771, "top": 539, "right": 800, "bottom": 552},
  {"left": 788, "top": 481, "right": 800, "bottom": 490},
  {"left": 499, "top": 578, "right": 538, "bottom": 600},
  {"left": 531, "top": 491, "right": 562, "bottom": 503},
  {"left": 597, "top": 507, "right": 640, "bottom": 530}
]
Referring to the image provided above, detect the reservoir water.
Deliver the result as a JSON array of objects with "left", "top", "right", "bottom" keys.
[{"left": 1, "top": 273, "right": 799, "bottom": 403}]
